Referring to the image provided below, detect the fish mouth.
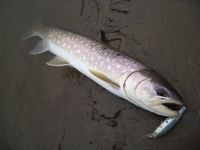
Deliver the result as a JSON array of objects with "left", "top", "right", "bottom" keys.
[
  {"left": 161, "top": 103, "right": 183, "bottom": 112},
  {"left": 149, "top": 99, "right": 183, "bottom": 116}
]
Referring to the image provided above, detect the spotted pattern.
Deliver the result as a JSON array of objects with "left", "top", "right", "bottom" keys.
[{"left": 36, "top": 25, "right": 147, "bottom": 82}]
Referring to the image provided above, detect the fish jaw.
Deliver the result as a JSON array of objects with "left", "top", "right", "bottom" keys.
[
  {"left": 149, "top": 98, "right": 183, "bottom": 116},
  {"left": 147, "top": 99, "right": 182, "bottom": 116}
]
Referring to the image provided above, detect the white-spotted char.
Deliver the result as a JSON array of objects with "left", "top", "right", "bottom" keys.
[{"left": 22, "top": 24, "right": 184, "bottom": 117}]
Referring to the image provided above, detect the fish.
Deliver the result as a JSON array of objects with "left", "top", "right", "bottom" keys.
[
  {"left": 22, "top": 24, "right": 184, "bottom": 116},
  {"left": 143, "top": 106, "right": 186, "bottom": 138}
]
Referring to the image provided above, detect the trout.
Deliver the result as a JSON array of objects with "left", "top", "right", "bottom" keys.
[{"left": 22, "top": 24, "right": 183, "bottom": 116}]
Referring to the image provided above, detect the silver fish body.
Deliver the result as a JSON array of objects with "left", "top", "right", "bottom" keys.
[{"left": 22, "top": 24, "right": 183, "bottom": 116}]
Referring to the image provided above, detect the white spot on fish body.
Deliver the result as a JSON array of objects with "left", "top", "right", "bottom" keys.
[
  {"left": 122, "top": 69, "right": 126, "bottom": 73},
  {"left": 107, "top": 65, "right": 111, "bottom": 70},
  {"left": 68, "top": 45, "right": 71, "bottom": 49},
  {"left": 63, "top": 43, "right": 66, "bottom": 47},
  {"left": 130, "top": 68, "right": 135, "bottom": 72},
  {"left": 116, "top": 65, "right": 121, "bottom": 68},
  {"left": 77, "top": 49, "right": 80, "bottom": 53},
  {"left": 100, "top": 62, "right": 104, "bottom": 66}
]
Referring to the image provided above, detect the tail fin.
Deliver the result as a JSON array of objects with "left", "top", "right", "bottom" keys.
[
  {"left": 21, "top": 24, "right": 48, "bottom": 55},
  {"left": 21, "top": 26, "right": 36, "bottom": 40},
  {"left": 21, "top": 12, "right": 43, "bottom": 40},
  {"left": 29, "top": 39, "right": 48, "bottom": 55}
]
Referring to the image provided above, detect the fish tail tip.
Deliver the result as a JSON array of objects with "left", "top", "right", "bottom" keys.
[
  {"left": 21, "top": 22, "right": 44, "bottom": 40},
  {"left": 21, "top": 26, "right": 35, "bottom": 40}
]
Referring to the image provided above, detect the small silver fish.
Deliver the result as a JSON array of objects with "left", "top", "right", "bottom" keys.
[
  {"left": 22, "top": 24, "right": 183, "bottom": 116},
  {"left": 143, "top": 106, "right": 186, "bottom": 138}
]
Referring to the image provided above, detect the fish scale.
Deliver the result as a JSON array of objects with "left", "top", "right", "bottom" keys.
[{"left": 22, "top": 24, "right": 184, "bottom": 117}]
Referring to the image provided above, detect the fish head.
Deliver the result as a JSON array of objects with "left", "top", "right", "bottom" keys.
[{"left": 124, "top": 69, "right": 183, "bottom": 116}]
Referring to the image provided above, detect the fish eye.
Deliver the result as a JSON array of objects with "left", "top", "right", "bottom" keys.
[{"left": 156, "top": 88, "right": 168, "bottom": 97}]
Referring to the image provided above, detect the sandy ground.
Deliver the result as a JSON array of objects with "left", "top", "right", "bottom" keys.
[{"left": 0, "top": 0, "right": 200, "bottom": 150}]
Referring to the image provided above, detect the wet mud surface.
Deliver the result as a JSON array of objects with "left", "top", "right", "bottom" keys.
[{"left": 1, "top": 0, "right": 200, "bottom": 150}]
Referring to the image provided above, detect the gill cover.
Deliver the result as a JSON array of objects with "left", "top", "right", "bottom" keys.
[{"left": 124, "top": 69, "right": 183, "bottom": 116}]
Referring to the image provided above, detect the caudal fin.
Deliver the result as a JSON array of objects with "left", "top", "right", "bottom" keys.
[
  {"left": 21, "top": 26, "right": 35, "bottom": 40},
  {"left": 29, "top": 39, "right": 48, "bottom": 55},
  {"left": 21, "top": 23, "right": 48, "bottom": 55}
]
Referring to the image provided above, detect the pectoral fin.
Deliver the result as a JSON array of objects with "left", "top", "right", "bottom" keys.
[
  {"left": 46, "top": 56, "right": 72, "bottom": 67},
  {"left": 89, "top": 69, "right": 119, "bottom": 88}
]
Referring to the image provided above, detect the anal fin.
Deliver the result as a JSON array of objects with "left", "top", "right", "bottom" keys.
[
  {"left": 29, "top": 39, "right": 48, "bottom": 55},
  {"left": 46, "top": 56, "right": 72, "bottom": 67},
  {"left": 89, "top": 69, "right": 119, "bottom": 88}
]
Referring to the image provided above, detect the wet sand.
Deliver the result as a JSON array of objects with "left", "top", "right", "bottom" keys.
[{"left": 0, "top": 0, "right": 200, "bottom": 149}]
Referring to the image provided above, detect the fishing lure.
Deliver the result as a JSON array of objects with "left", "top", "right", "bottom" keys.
[{"left": 143, "top": 106, "right": 186, "bottom": 138}]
